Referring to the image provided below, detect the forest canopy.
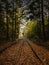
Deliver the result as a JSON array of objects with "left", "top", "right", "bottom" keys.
[{"left": 0, "top": 0, "right": 49, "bottom": 42}]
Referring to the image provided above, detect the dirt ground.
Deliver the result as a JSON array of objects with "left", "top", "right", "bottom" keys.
[{"left": 0, "top": 39, "right": 49, "bottom": 65}]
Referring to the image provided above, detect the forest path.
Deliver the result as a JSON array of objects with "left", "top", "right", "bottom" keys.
[{"left": 0, "top": 39, "right": 49, "bottom": 65}]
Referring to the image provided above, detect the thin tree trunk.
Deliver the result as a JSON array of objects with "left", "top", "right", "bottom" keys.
[
  {"left": 6, "top": 15, "right": 9, "bottom": 40},
  {"left": 15, "top": 13, "right": 17, "bottom": 40},
  {"left": 6, "top": 5, "right": 9, "bottom": 41},
  {"left": 41, "top": 0, "right": 46, "bottom": 41},
  {"left": 12, "top": 0, "right": 15, "bottom": 41}
]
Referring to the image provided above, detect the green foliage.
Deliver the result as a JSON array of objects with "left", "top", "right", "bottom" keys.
[
  {"left": 24, "top": 19, "right": 49, "bottom": 42},
  {"left": 24, "top": 20, "right": 37, "bottom": 38},
  {"left": 0, "top": 0, "right": 22, "bottom": 42}
]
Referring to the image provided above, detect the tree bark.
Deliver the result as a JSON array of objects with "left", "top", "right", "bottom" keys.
[{"left": 41, "top": 0, "right": 46, "bottom": 41}]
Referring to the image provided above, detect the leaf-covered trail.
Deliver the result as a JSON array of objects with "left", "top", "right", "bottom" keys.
[{"left": 0, "top": 39, "right": 49, "bottom": 65}]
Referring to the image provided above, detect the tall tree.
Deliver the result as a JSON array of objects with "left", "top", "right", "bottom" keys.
[{"left": 41, "top": 0, "right": 46, "bottom": 41}]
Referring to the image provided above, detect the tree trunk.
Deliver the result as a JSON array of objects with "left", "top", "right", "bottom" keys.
[{"left": 41, "top": 0, "right": 46, "bottom": 41}]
